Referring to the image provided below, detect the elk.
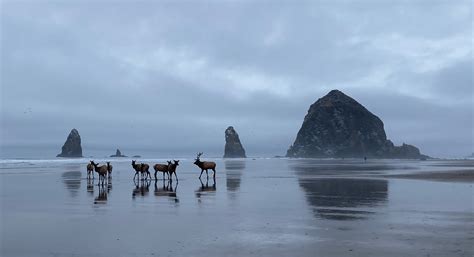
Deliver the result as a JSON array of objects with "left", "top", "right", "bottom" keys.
[
  {"left": 140, "top": 162, "right": 151, "bottom": 180},
  {"left": 153, "top": 162, "right": 169, "bottom": 181},
  {"left": 131, "top": 160, "right": 143, "bottom": 180},
  {"left": 87, "top": 161, "right": 94, "bottom": 178},
  {"left": 91, "top": 161, "right": 108, "bottom": 185},
  {"left": 106, "top": 161, "right": 113, "bottom": 179},
  {"left": 193, "top": 152, "right": 216, "bottom": 179},
  {"left": 168, "top": 160, "right": 180, "bottom": 182}
]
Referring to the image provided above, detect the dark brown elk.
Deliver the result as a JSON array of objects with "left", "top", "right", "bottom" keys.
[
  {"left": 131, "top": 160, "right": 150, "bottom": 180},
  {"left": 153, "top": 162, "right": 169, "bottom": 181},
  {"left": 193, "top": 152, "right": 216, "bottom": 179},
  {"left": 91, "top": 161, "right": 108, "bottom": 185},
  {"left": 131, "top": 160, "right": 141, "bottom": 180},
  {"left": 140, "top": 162, "right": 151, "bottom": 180},
  {"left": 168, "top": 160, "right": 180, "bottom": 182},
  {"left": 87, "top": 161, "right": 94, "bottom": 178},
  {"left": 106, "top": 161, "right": 113, "bottom": 179}
]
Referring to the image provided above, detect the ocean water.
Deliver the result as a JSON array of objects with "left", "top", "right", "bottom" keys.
[{"left": 0, "top": 158, "right": 473, "bottom": 257}]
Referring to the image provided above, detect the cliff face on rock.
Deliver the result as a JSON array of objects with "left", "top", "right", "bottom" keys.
[
  {"left": 224, "top": 126, "right": 247, "bottom": 158},
  {"left": 286, "top": 90, "right": 427, "bottom": 159},
  {"left": 57, "top": 129, "right": 83, "bottom": 157},
  {"left": 110, "top": 149, "right": 127, "bottom": 157}
]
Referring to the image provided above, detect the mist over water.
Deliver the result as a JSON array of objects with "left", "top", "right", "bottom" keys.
[{"left": 0, "top": 144, "right": 284, "bottom": 160}]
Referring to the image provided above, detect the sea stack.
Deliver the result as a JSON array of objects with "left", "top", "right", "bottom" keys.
[
  {"left": 110, "top": 149, "right": 127, "bottom": 157},
  {"left": 286, "top": 90, "right": 427, "bottom": 159},
  {"left": 57, "top": 128, "right": 83, "bottom": 157},
  {"left": 224, "top": 126, "right": 247, "bottom": 158}
]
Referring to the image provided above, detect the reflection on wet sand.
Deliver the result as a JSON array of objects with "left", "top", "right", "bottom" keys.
[
  {"left": 94, "top": 184, "right": 109, "bottom": 205},
  {"left": 298, "top": 178, "right": 388, "bottom": 220},
  {"left": 132, "top": 180, "right": 151, "bottom": 199},
  {"left": 87, "top": 177, "right": 94, "bottom": 196},
  {"left": 290, "top": 159, "right": 414, "bottom": 176},
  {"left": 154, "top": 181, "right": 179, "bottom": 203},
  {"left": 225, "top": 160, "right": 245, "bottom": 192},
  {"left": 62, "top": 170, "right": 81, "bottom": 197},
  {"left": 196, "top": 177, "right": 216, "bottom": 202}
]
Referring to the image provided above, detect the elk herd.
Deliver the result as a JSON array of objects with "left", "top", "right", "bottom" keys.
[{"left": 87, "top": 152, "right": 216, "bottom": 185}]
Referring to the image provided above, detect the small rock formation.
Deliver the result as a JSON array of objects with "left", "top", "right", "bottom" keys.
[
  {"left": 57, "top": 128, "right": 83, "bottom": 157},
  {"left": 110, "top": 149, "right": 127, "bottom": 157},
  {"left": 223, "top": 126, "right": 247, "bottom": 158},
  {"left": 286, "top": 90, "right": 428, "bottom": 159}
]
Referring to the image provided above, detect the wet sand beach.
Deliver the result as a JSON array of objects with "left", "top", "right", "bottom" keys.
[{"left": 1, "top": 158, "right": 473, "bottom": 257}]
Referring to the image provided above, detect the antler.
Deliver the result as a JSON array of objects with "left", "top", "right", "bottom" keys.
[{"left": 196, "top": 152, "right": 203, "bottom": 159}]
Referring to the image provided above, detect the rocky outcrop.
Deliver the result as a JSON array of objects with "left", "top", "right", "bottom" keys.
[
  {"left": 224, "top": 126, "right": 247, "bottom": 158},
  {"left": 110, "top": 149, "right": 127, "bottom": 157},
  {"left": 286, "top": 90, "right": 427, "bottom": 159},
  {"left": 57, "top": 128, "right": 83, "bottom": 157}
]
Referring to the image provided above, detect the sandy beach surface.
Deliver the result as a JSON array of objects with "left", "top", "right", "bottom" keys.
[{"left": 1, "top": 158, "right": 473, "bottom": 257}]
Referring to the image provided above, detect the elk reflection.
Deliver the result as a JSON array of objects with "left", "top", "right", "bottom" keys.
[
  {"left": 154, "top": 180, "right": 179, "bottom": 203},
  {"left": 132, "top": 179, "right": 151, "bottom": 199},
  {"left": 195, "top": 177, "right": 216, "bottom": 201},
  {"left": 298, "top": 178, "right": 388, "bottom": 220},
  {"left": 94, "top": 184, "right": 108, "bottom": 205},
  {"left": 87, "top": 177, "right": 94, "bottom": 196},
  {"left": 225, "top": 160, "right": 245, "bottom": 192},
  {"left": 62, "top": 170, "right": 81, "bottom": 198}
]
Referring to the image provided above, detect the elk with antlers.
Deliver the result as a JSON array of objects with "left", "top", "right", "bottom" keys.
[{"left": 193, "top": 152, "right": 216, "bottom": 179}]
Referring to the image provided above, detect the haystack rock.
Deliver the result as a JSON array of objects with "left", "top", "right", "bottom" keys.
[
  {"left": 57, "top": 128, "right": 83, "bottom": 157},
  {"left": 224, "top": 126, "right": 247, "bottom": 158},
  {"left": 110, "top": 149, "right": 127, "bottom": 157},
  {"left": 286, "top": 90, "right": 428, "bottom": 159}
]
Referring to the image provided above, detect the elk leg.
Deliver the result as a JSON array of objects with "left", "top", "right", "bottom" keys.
[
  {"left": 174, "top": 172, "right": 178, "bottom": 182},
  {"left": 199, "top": 170, "right": 204, "bottom": 179},
  {"left": 212, "top": 168, "right": 216, "bottom": 179},
  {"left": 206, "top": 170, "right": 209, "bottom": 179}
]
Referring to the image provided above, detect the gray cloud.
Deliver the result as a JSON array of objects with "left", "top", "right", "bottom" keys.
[{"left": 1, "top": 0, "right": 472, "bottom": 158}]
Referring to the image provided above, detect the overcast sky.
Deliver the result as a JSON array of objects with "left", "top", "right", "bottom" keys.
[{"left": 1, "top": 0, "right": 472, "bottom": 158}]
